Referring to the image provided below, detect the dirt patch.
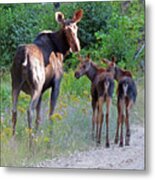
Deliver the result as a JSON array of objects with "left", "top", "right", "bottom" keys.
[{"left": 34, "top": 125, "right": 145, "bottom": 170}]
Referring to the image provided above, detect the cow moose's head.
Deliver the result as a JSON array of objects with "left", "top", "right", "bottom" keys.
[{"left": 55, "top": 9, "right": 83, "bottom": 53}]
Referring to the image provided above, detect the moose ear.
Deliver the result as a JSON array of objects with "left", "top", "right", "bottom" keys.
[
  {"left": 55, "top": 12, "right": 65, "bottom": 24},
  {"left": 72, "top": 9, "right": 83, "bottom": 23},
  {"left": 102, "top": 58, "right": 111, "bottom": 65},
  {"left": 86, "top": 53, "right": 91, "bottom": 61},
  {"left": 111, "top": 56, "right": 116, "bottom": 67},
  {"left": 112, "top": 56, "right": 116, "bottom": 63},
  {"left": 77, "top": 54, "right": 83, "bottom": 62}
]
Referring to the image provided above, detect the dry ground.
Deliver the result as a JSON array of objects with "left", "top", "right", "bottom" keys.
[{"left": 34, "top": 124, "right": 145, "bottom": 170}]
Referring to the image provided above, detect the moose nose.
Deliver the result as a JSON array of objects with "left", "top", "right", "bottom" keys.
[{"left": 75, "top": 72, "right": 80, "bottom": 79}]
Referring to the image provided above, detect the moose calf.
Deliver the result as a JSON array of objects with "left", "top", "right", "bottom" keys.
[
  {"left": 102, "top": 57, "right": 137, "bottom": 147},
  {"left": 75, "top": 55, "right": 114, "bottom": 147}
]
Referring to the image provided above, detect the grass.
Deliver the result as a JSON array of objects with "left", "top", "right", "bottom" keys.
[{"left": 0, "top": 71, "right": 144, "bottom": 167}]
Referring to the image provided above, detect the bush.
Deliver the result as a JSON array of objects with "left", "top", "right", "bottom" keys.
[
  {"left": 59, "top": 2, "right": 113, "bottom": 47},
  {"left": 93, "top": 0, "right": 144, "bottom": 72},
  {"left": 59, "top": 1, "right": 144, "bottom": 73},
  {"left": 0, "top": 3, "right": 56, "bottom": 67},
  {"left": 0, "top": 1, "right": 144, "bottom": 74}
]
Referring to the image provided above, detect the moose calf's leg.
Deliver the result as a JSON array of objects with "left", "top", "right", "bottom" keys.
[
  {"left": 91, "top": 99, "right": 97, "bottom": 140},
  {"left": 106, "top": 97, "right": 111, "bottom": 148},
  {"left": 97, "top": 97, "right": 104, "bottom": 145},
  {"left": 125, "top": 100, "right": 133, "bottom": 146},
  {"left": 95, "top": 103, "right": 99, "bottom": 140},
  {"left": 98, "top": 113, "right": 103, "bottom": 145},
  {"left": 119, "top": 113, "right": 124, "bottom": 147},
  {"left": 114, "top": 100, "right": 122, "bottom": 144},
  {"left": 114, "top": 116, "right": 119, "bottom": 144},
  {"left": 92, "top": 112, "right": 95, "bottom": 140},
  {"left": 106, "top": 113, "right": 109, "bottom": 147}
]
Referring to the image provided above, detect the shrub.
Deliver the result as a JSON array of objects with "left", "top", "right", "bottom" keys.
[
  {"left": 0, "top": 3, "right": 56, "bottom": 67},
  {"left": 0, "top": 1, "right": 144, "bottom": 74},
  {"left": 95, "top": 1, "right": 144, "bottom": 72}
]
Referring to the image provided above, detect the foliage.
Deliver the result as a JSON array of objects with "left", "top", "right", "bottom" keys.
[
  {"left": 58, "top": 2, "right": 113, "bottom": 47},
  {"left": 58, "top": 1, "right": 144, "bottom": 72},
  {"left": 0, "top": 3, "right": 56, "bottom": 68},
  {"left": 0, "top": 71, "right": 144, "bottom": 167},
  {"left": 0, "top": 1, "right": 144, "bottom": 74},
  {"left": 93, "top": 0, "right": 145, "bottom": 71}
]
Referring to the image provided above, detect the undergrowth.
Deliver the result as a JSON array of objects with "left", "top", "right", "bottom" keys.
[{"left": 0, "top": 71, "right": 144, "bottom": 167}]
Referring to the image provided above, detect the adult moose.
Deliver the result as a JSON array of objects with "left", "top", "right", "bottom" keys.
[{"left": 11, "top": 9, "right": 83, "bottom": 136}]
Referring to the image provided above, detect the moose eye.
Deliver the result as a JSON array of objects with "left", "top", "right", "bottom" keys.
[{"left": 83, "top": 65, "right": 86, "bottom": 69}]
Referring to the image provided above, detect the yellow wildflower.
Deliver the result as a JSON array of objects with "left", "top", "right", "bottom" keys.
[
  {"left": 33, "top": 137, "right": 38, "bottom": 143},
  {"left": 44, "top": 137, "right": 50, "bottom": 143},
  {"left": 70, "top": 95, "right": 80, "bottom": 103},
  {"left": 18, "top": 106, "right": 25, "bottom": 113},
  {"left": 25, "top": 128, "right": 32, "bottom": 134},
  {"left": 83, "top": 90, "right": 89, "bottom": 96},
  {"left": 4, "top": 127, "right": 12, "bottom": 137},
  {"left": 50, "top": 113, "right": 63, "bottom": 121}
]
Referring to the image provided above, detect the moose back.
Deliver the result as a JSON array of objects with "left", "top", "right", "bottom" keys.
[{"left": 11, "top": 10, "right": 83, "bottom": 135}]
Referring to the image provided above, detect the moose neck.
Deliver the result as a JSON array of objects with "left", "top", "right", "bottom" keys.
[
  {"left": 86, "top": 62, "right": 98, "bottom": 82},
  {"left": 52, "top": 29, "right": 70, "bottom": 56}
]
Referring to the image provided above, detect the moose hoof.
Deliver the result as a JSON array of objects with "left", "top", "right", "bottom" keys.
[
  {"left": 125, "top": 137, "right": 130, "bottom": 146},
  {"left": 119, "top": 142, "right": 123, "bottom": 147},
  {"left": 114, "top": 138, "right": 118, "bottom": 144},
  {"left": 96, "top": 140, "right": 101, "bottom": 147},
  {"left": 106, "top": 142, "right": 110, "bottom": 148},
  {"left": 125, "top": 141, "right": 130, "bottom": 146}
]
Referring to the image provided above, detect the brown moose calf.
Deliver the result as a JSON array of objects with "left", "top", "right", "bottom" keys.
[
  {"left": 75, "top": 55, "right": 114, "bottom": 147},
  {"left": 102, "top": 57, "right": 137, "bottom": 147}
]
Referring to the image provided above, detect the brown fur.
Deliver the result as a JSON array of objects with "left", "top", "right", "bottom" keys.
[
  {"left": 11, "top": 10, "right": 83, "bottom": 138},
  {"left": 75, "top": 55, "right": 114, "bottom": 147},
  {"left": 102, "top": 56, "right": 137, "bottom": 147}
]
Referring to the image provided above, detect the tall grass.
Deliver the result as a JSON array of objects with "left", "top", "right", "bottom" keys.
[{"left": 0, "top": 71, "right": 144, "bottom": 167}]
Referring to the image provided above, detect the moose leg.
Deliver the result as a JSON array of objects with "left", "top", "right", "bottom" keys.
[
  {"left": 35, "top": 95, "right": 42, "bottom": 130},
  {"left": 95, "top": 102, "right": 99, "bottom": 141},
  {"left": 119, "top": 113, "right": 124, "bottom": 147},
  {"left": 125, "top": 100, "right": 133, "bottom": 146},
  {"left": 119, "top": 99, "right": 125, "bottom": 147},
  {"left": 49, "top": 80, "right": 61, "bottom": 117},
  {"left": 95, "top": 103, "right": 99, "bottom": 140},
  {"left": 12, "top": 88, "right": 20, "bottom": 136},
  {"left": 97, "top": 97, "right": 104, "bottom": 145},
  {"left": 105, "top": 97, "right": 111, "bottom": 148},
  {"left": 27, "top": 89, "right": 42, "bottom": 147},
  {"left": 115, "top": 99, "right": 123, "bottom": 145},
  {"left": 28, "top": 90, "right": 41, "bottom": 130},
  {"left": 11, "top": 80, "right": 24, "bottom": 136},
  {"left": 91, "top": 98, "right": 97, "bottom": 140}
]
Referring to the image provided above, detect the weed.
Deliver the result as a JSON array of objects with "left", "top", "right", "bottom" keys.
[{"left": 0, "top": 71, "right": 144, "bottom": 167}]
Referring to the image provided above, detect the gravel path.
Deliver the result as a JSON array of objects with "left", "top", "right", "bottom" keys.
[{"left": 35, "top": 125, "right": 145, "bottom": 170}]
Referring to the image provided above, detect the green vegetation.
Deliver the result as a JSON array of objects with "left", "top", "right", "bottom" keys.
[
  {"left": 0, "top": 1, "right": 144, "bottom": 167},
  {"left": 0, "top": 1, "right": 144, "bottom": 72},
  {"left": 1, "top": 71, "right": 144, "bottom": 167}
]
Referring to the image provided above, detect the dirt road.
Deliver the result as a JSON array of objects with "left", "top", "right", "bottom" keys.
[{"left": 35, "top": 125, "right": 145, "bottom": 170}]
